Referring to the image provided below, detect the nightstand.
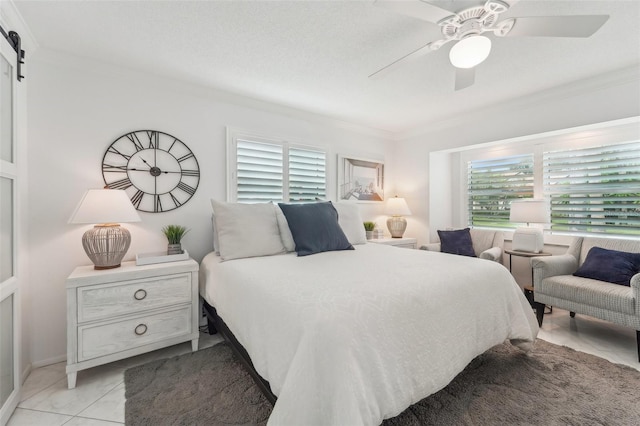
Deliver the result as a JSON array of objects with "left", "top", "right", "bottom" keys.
[
  {"left": 66, "top": 258, "right": 199, "bottom": 389},
  {"left": 368, "top": 237, "right": 417, "bottom": 249}
]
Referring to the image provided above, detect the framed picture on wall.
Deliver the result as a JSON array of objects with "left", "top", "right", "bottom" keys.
[{"left": 337, "top": 155, "right": 384, "bottom": 202}]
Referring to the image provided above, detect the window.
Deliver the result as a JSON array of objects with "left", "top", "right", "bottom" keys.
[
  {"left": 544, "top": 141, "right": 640, "bottom": 236},
  {"left": 459, "top": 119, "right": 640, "bottom": 238},
  {"left": 467, "top": 154, "right": 534, "bottom": 228},
  {"left": 288, "top": 146, "right": 326, "bottom": 202},
  {"left": 229, "top": 133, "right": 326, "bottom": 203}
]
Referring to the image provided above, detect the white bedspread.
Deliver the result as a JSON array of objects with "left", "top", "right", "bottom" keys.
[{"left": 200, "top": 243, "right": 538, "bottom": 426}]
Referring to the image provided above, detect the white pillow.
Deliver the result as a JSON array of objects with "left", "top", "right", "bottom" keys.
[
  {"left": 210, "top": 200, "right": 286, "bottom": 261},
  {"left": 273, "top": 203, "right": 296, "bottom": 252},
  {"left": 333, "top": 202, "right": 367, "bottom": 245}
]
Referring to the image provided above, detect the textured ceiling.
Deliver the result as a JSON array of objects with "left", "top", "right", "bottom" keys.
[{"left": 14, "top": 0, "right": 640, "bottom": 134}]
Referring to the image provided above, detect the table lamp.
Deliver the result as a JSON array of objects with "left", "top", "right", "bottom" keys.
[
  {"left": 69, "top": 189, "right": 141, "bottom": 269},
  {"left": 509, "top": 199, "right": 549, "bottom": 253},
  {"left": 385, "top": 196, "right": 412, "bottom": 238}
]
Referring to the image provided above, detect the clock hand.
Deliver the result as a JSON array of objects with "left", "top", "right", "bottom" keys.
[{"left": 139, "top": 157, "right": 152, "bottom": 169}]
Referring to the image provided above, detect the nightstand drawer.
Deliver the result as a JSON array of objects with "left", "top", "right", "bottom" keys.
[
  {"left": 77, "top": 273, "right": 191, "bottom": 323},
  {"left": 78, "top": 305, "right": 192, "bottom": 361}
]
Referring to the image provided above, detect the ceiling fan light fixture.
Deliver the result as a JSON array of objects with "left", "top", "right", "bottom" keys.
[{"left": 449, "top": 35, "right": 492, "bottom": 69}]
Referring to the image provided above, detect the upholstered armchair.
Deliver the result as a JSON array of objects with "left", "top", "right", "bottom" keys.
[
  {"left": 420, "top": 228, "right": 504, "bottom": 263},
  {"left": 532, "top": 236, "right": 640, "bottom": 361}
]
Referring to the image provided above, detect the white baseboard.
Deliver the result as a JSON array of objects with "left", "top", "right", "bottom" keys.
[{"left": 31, "top": 354, "right": 66, "bottom": 369}]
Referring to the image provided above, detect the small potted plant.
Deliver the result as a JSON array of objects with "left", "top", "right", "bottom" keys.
[
  {"left": 162, "top": 225, "right": 190, "bottom": 255},
  {"left": 363, "top": 221, "right": 376, "bottom": 240}
]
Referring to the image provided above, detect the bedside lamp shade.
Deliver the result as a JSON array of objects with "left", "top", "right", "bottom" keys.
[
  {"left": 69, "top": 189, "right": 141, "bottom": 269},
  {"left": 510, "top": 199, "right": 549, "bottom": 253},
  {"left": 385, "top": 196, "right": 412, "bottom": 238}
]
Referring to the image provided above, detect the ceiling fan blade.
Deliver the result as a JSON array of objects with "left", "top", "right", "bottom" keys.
[
  {"left": 505, "top": 15, "right": 609, "bottom": 38},
  {"left": 369, "top": 41, "right": 434, "bottom": 79},
  {"left": 454, "top": 67, "right": 475, "bottom": 91},
  {"left": 374, "top": 0, "right": 454, "bottom": 24}
]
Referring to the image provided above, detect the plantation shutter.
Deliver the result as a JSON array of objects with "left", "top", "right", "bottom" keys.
[
  {"left": 288, "top": 147, "right": 326, "bottom": 202},
  {"left": 467, "top": 154, "right": 534, "bottom": 228},
  {"left": 544, "top": 141, "right": 640, "bottom": 236},
  {"left": 234, "top": 137, "right": 326, "bottom": 203},
  {"left": 236, "top": 139, "right": 283, "bottom": 202}
]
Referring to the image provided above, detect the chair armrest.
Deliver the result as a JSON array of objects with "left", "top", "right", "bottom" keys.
[
  {"left": 479, "top": 246, "right": 502, "bottom": 262},
  {"left": 420, "top": 243, "right": 440, "bottom": 252},
  {"left": 632, "top": 273, "right": 640, "bottom": 316},
  {"left": 531, "top": 254, "right": 578, "bottom": 287}
]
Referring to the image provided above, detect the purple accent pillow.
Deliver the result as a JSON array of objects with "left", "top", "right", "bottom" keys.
[
  {"left": 573, "top": 246, "right": 640, "bottom": 286},
  {"left": 437, "top": 228, "right": 476, "bottom": 257}
]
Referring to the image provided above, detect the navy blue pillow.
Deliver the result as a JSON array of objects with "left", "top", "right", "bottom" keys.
[
  {"left": 438, "top": 228, "right": 476, "bottom": 257},
  {"left": 278, "top": 202, "right": 354, "bottom": 257},
  {"left": 573, "top": 246, "right": 640, "bottom": 286}
]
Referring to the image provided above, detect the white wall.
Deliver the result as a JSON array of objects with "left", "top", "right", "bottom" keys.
[
  {"left": 27, "top": 49, "right": 394, "bottom": 366},
  {"left": 394, "top": 65, "right": 640, "bottom": 245}
]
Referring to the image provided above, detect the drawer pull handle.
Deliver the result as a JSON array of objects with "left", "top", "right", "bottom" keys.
[
  {"left": 133, "top": 289, "right": 147, "bottom": 300},
  {"left": 134, "top": 324, "right": 148, "bottom": 336}
]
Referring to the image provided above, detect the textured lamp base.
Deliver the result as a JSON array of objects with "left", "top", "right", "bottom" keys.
[
  {"left": 387, "top": 216, "right": 407, "bottom": 238},
  {"left": 82, "top": 224, "right": 131, "bottom": 270}
]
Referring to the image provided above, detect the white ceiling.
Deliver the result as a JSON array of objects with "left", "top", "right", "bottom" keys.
[{"left": 14, "top": 0, "right": 640, "bottom": 134}]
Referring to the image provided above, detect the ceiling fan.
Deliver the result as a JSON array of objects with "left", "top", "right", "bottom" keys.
[{"left": 370, "top": 0, "right": 609, "bottom": 90}]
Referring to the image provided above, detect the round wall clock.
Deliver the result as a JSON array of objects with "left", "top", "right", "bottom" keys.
[{"left": 101, "top": 130, "right": 200, "bottom": 213}]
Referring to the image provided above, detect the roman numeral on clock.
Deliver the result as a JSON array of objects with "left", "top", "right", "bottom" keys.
[
  {"left": 102, "top": 164, "right": 128, "bottom": 173},
  {"left": 181, "top": 169, "right": 200, "bottom": 177},
  {"left": 146, "top": 131, "right": 159, "bottom": 149},
  {"left": 131, "top": 190, "right": 144, "bottom": 208},
  {"left": 107, "top": 177, "right": 133, "bottom": 190},
  {"left": 170, "top": 192, "right": 183, "bottom": 208},
  {"left": 107, "top": 146, "right": 131, "bottom": 160},
  {"left": 154, "top": 195, "right": 162, "bottom": 212},
  {"left": 125, "top": 133, "right": 145, "bottom": 151},
  {"left": 176, "top": 182, "right": 196, "bottom": 196},
  {"left": 177, "top": 152, "right": 194, "bottom": 163}
]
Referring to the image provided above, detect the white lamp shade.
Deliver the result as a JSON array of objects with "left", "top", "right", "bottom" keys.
[
  {"left": 69, "top": 189, "right": 141, "bottom": 224},
  {"left": 385, "top": 196, "right": 412, "bottom": 216},
  {"left": 509, "top": 199, "right": 549, "bottom": 224},
  {"left": 449, "top": 35, "right": 492, "bottom": 69}
]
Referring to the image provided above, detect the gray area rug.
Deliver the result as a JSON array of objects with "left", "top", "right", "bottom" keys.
[{"left": 125, "top": 340, "right": 640, "bottom": 425}]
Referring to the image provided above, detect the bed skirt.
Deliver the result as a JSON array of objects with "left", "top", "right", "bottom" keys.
[{"left": 202, "top": 300, "right": 277, "bottom": 405}]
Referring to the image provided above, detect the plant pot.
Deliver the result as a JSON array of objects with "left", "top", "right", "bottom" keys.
[
  {"left": 365, "top": 231, "right": 373, "bottom": 240},
  {"left": 167, "top": 243, "right": 183, "bottom": 255}
]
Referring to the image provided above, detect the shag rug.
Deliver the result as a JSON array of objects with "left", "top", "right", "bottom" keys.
[{"left": 124, "top": 340, "right": 640, "bottom": 425}]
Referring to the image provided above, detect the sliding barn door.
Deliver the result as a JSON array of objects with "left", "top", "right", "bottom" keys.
[{"left": 0, "top": 32, "right": 20, "bottom": 424}]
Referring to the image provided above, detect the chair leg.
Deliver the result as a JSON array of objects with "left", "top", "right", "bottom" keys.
[
  {"left": 534, "top": 302, "right": 545, "bottom": 326},
  {"left": 207, "top": 316, "right": 218, "bottom": 335},
  {"left": 570, "top": 311, "right": 576, "bottom": 318}
]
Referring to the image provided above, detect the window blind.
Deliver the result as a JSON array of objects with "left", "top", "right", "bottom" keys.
[
  {"left": 467, "top": 154, "right": 534, "bottom": 228},
  {"left": 236, "top": 139, "right": 283, "bottom": 203},
  {"left": 234, "top": 138, "right": 326, "bottom": 203},
  {"left": 544, "top": 141, "right": 640, "bottom": 236},
  {"left": 288, "top": 147, "right": 326, "bottom": 202}
]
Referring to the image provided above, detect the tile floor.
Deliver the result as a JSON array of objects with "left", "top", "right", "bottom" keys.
[{"left": 8, "top": 308, "right": 640, "bottom": 425}]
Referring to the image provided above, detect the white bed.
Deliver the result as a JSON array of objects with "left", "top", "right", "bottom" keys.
[{"left": 200, "top": 242, "right": 539, "bottom": 425}]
